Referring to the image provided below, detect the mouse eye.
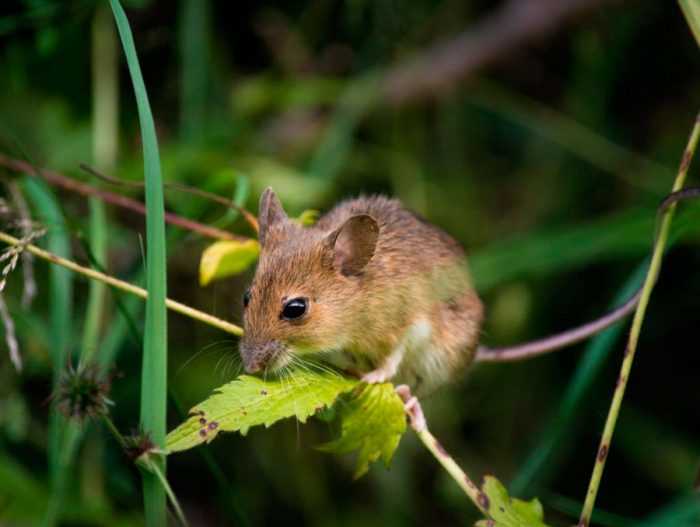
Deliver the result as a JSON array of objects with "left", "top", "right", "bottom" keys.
[
  {"left": 243, "top": 289, "right": 251, "bottom": 308},
  {"left": 281, "top": 297, "right": 308, "bottom": 320}
]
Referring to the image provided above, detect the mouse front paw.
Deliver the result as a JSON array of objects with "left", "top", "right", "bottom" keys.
[{"left": 361, "top": 369, "right": 391, "bottom": 384}]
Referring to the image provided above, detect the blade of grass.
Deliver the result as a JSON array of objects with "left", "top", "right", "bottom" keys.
[
  {"left": 81, "top": 3, "right": 118, "bottom": 367},
  {"left": 307, "top": 74, "right": 379, "bottom": 182},
  {"left": 21, "top": 176, "right": 73, "bottom": 527},
  {"left": 108, "top": 1, "right": 169, "bottom": 525},
  {"left": 679, "top": 0, "right": 700, "bottom": 47},
  {"left": 178, "top": 0, "right": 209, "bottom": 143},
  {"left": 638, "top": 494, "right": 700, "bottom": 527},
  {"left": 509, "top": 262, "right": 647, "bottom": 495}
]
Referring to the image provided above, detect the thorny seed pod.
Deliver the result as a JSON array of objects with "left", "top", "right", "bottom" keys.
[
  {"left": 124, "top": 430, "right": 157, "bottom": 462},
  {"left": 53, "top": 363, "right": 114, "bottom": 421}
]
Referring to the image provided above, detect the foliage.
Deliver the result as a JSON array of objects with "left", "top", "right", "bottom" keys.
[
  {"left": 1, "top": 1, "right": 699, "bottom": 525},
  {"left": 474, "top": 476, "right": 550, "bottom": 527},
  {"left": 108, "top": 0, "right": 169, "bottom": 524},
  {"left": 167, "top": 370, "right": 356, "bottom": 450},
  {"left": 318, "top": 382, "right": 406, "bottom": 478},
  {"left": 167, "top": 371, "right": 407, "bottom": 479},
  {"left": 199, "top": 239, "right": 260, "bottom": 286}
]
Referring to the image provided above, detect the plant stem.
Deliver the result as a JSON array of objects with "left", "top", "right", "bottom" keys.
[
  {"left": 0, "top": 153, "right": 246, "bottom": 242},
  {"left": 578, "top": 113, "right": 700, "bottom": 526},
  {"left": 142, "top": 455, "right": 189, "bottom": 527},
  {"left": 102, "top": 416, "right": 127, "bottom": 450},
  {"left": 0, "top": 231, "right": 243, "bottom": 335},
  {"left": 415, "top": 426, "right": 489, "bottom": 515}
]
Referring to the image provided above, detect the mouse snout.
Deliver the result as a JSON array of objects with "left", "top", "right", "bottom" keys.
[{"left": 239, "top": 339, "right": 285, "bottom": 374}]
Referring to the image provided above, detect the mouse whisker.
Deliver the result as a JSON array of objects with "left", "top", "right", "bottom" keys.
[{"left": 176, "top": 343, "right": 231, "bottom": 379}]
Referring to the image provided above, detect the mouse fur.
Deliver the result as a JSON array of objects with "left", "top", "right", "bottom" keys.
[{"left": 240, "top": 188, "right": 483, "bottom": 395}]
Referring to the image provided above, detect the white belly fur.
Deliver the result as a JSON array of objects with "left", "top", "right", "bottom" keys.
[{"left": 395, "top": 318, "right": 448, "bottom": 392}]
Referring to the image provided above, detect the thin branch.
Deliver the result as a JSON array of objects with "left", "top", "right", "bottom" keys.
[
  {"left": 141, "top": 455, "right": 189, "bottom": 527},
  {"left": 578, "top": 113, "right": 700, "bottom": 526},
  {"left": 79, "top": 163, "right": 259, "bottom": 233},
  {"left": 0, "top": 153, "right": 249, "bottom": 242},
  {"left": 396, "top": 386, "right": 488, "bottom": 516},
  {"left": 0, "top": 230, "right": 243, "bottom": 337},
  {"left": 383, "top": 0, "right": 610, "bottom": 104}
]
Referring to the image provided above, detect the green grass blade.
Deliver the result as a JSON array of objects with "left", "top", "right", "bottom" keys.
[
  {"left": 679, "top": 0, "right": 700, "bottom": 47},
  {"left": 307, "top": 74, "right": 379, "bottom": 182},
  {"left": 178, "top": 0, "right": 209, "bottom": 143},
  {"left": 639, "top": 493, "right": 700, "bottom": 527},
  {"left": 108, "top": 1, "right": 169, "bottom": 525},
  {"left": 81, "top": 3, "right": 117, "bottom": 368},
  {"left": 21, "top": 176, "right": 74, "bottom": 527},
  {"left": 510, "top": 262, "right": 647, "bottom": 495}
]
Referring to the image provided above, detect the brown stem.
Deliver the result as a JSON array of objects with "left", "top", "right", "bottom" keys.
[
  {"left": 0, "top": 154, "right": 249, "bottom": 242},
  {"left": 79, "top": 163, "right": 259, "bottom": 233},
  {"left": 383, "top": 0, "right": 610, "bottom": 104}
]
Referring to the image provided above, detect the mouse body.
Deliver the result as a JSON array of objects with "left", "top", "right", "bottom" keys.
[{"left": 240, "top": 188, "right": 483, "bottom": 395}]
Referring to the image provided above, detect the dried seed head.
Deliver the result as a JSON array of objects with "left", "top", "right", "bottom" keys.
[
  {"left": 124, "top": 430, "right": 157, "bottom": 461},
  {"left": 53, "top": 363, "right": 113, "bottom": 421}
]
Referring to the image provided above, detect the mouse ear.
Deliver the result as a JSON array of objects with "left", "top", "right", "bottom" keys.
[
  {"left": 325, "top": 214, "right": 379, "bottom": 276},
  {"left": 258, "top": 187, "right": 288, "bottom": 246}
]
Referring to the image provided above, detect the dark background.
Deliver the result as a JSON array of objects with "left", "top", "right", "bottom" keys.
[{"left": 0, "top": 0, "right": 699, "bottom": 525}]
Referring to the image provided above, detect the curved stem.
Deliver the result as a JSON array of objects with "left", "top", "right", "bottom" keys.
[
  {"left": 0, "top": 230, "right": 243, "bottom": 337},
  {"left": 415, "top": 426, "right": 488, "bottom": 515},
  {"left": 578, "top": 113, "right": 700, "bottom": 526},
  {"left": 0, "top": 154, "right": 248, "bottom": 242}
]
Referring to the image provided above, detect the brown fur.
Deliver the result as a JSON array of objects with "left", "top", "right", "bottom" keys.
[{"left": 240, "top": 190, "right": 483, "bottom": 394}]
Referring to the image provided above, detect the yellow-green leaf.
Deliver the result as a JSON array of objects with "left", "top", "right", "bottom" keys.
[
  {"left": 318, "top": 383, "right": 406, "bottom": 478},
  {"left": 474, "top": 476, "right": 551, "bottom": 527},
  {"left": 166, "top": 370, "right": 357, "bottom": 453},
  {"left": 199, "top": 239, "right": 260, "bottom": 286},
  {"left": 680, "top": 0, "right": 700, "bottom": 47},
  {"left": 294, "top": 209, "right": 320, "bottom": 226}
]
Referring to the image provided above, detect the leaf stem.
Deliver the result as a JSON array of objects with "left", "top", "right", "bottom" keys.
[
  {"left": 0, "top": 230, "right": 243, "bottom": 336},
  {"left": 578, "top": 112, "right": 700, "bottom": 526},
  {"left": 398, "top": 388, "right": 489, "bottom": 516},
  {"left": 415, "top": 426, "right": 489, "bottom": 515},
  {"left": 141, "top": 455, "right": 189, "bottom": 527}
]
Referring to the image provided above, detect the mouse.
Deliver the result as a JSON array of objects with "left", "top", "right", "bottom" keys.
[{"left": 239, "top": 188, "right": 640, "bottom": 395}]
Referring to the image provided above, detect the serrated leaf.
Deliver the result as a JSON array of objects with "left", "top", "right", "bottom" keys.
[
  {"left": 680, "top": 0, "right": 700, "bottom": 47},
  {"left": 294, "top": 209, "right": 320, "bottom": 226},
  {"left": 474, "top": 476, "right": 551, "bottom": 527},
  {"left": 199, "top": 239, "right": 260, "bottom": 286},
  {"left": 166, "top": 370, "right": 357, "bottom": 453},
  {"left": 319, "top": 383, "right": 406, "bottom": 478}
]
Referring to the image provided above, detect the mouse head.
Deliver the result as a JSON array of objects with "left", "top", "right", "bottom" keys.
[{"left": 239, "top": 188, "right": 379, "bottom": 374}]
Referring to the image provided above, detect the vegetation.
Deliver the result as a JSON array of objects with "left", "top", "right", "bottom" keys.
[{"left": 1, "top": 1, "right": 699, "bottom": 526}]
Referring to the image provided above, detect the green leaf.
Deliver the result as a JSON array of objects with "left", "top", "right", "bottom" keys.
[
  {"left": 166, "top": 370, "right": 357, "bottom": 453},
  {"left": 318, "top": 383, "right": 406, "bottom": 478},
  {"left": 294, "top": 209, "right": 320, "bottom": 226},
  {"left": 680, "top": 0, "right": 700, "bottom": 47},
  {"left": 475, "top": 476, "right": 551, "bottom": 527},
  {"left": 108, "top": 0, "right": 169, "bottom": 523},
  {"left": 199, "top": 239, "right": 260, "bottom": 286}
]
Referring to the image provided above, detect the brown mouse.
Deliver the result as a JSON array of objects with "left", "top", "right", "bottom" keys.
[
  {"left": 239, "top": 188, "right": 484, "bottom": 395},
  {"left": 240, "top": 188, "right": 643, "bottom": 394}
]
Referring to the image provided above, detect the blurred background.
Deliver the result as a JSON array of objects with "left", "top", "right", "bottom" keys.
[{"left": 1, "top": 0, "right": 700, "bottom": 525}]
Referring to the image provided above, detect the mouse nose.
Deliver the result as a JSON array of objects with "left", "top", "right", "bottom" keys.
[
  {"left": 239, "top": 339, "right": 282, "bottom": 374},
  {"left": 243, "top": 358, "right": 262, "bottom": 374}
]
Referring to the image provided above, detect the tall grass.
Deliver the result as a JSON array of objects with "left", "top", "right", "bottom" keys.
[
  {"left": 21, "top": 177, "right": 73, "bottom": 527},
  {"left": 108, "top": 1, "right": 169, "bottom": 525}
]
